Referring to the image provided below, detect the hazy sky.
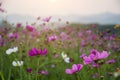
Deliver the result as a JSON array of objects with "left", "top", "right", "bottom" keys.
[{"left": 1, "top": 0, "right": 120, "bottom": 16}]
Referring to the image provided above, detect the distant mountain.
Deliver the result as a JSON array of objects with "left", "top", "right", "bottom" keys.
[{"left": 0, "top": 12, "right": 120, "bottom": 25}]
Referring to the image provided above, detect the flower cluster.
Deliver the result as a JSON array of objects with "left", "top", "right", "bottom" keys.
[
  {"left": 83, "top": 49, "right": 109, "bottom": 66},
  {"left": 28, "top": 48, "right": 48, "bottom": 57},
  {"left": 6, "top": 47, "right": 18, "bottom": 55},
  {"left": 7, "top": 33, "right": 19, "bottom": 39}
]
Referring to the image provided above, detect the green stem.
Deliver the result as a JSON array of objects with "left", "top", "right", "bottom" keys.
[{"left": 0, "top": 72, "right": 5, "bottom": 80}]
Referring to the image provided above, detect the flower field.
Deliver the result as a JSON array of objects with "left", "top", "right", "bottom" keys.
[{"left": 0, "top": 18, "right": 120, "bottom": 80}]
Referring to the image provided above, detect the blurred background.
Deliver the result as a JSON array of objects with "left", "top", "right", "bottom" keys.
[{"left": 0, "top": 0, "right": 120, "bottom": 25}]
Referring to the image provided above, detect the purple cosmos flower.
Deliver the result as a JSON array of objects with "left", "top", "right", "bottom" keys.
[
  {"left": 40, "top": 48, "right": 48, "bottom": 56},
  {"left": 7, "top": 33, "right": 19, "bottom": 39},
  {"left": 28, "top": 48, "right": 48, "bottom": 57},
  {"left": 42, "top": 16, "right": 51, "bottom": 22},
  {"left": 16, "top": 23, "right": 22, "bottom": 28},
  {"left": 26, "top": 68, "right": 32, "bottom": 73},
  {"left": 86, "top": 30, "right": 92, "bottom": 35},
  {"left": 26, "top": 25, "right": 35, "bottom": 32},
  {"left": 80, "top": 53, "right": 86, "bottom": 59},
  {"left": 98, "top": 51, "right": 109, "bottom": 59},
  {"left": 83, "top": 49, "right": 109, "bottom": 65},
  {"left": 106, "top": 59, "right": 116, "bottom": 64},
  {"left": 38, "top": 70, "right": 48, "bottom": 75},
  {"left": 48, "top": 35, "right": 58, "bottom": 42},
  {"left": 28, "top": 48, "right": 38, "bottom": 56},
  {"left": 83, "top": 56, "right": 93, "bottom": 65},
  {"left": 65, "top": 64, "right": 83, "bottom": 74}
]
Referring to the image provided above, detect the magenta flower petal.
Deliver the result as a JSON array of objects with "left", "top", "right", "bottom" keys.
[
  {"left": 106, "top": 59, "right": 116, "bottom": 64},
  {"left": 65, "top": 69, "right": 74, "bottom": 74},
  {"left": 98, "top": 51, "right": 109, "bottom": 59},
  {"left": 72, "top": 64, "right": 78, "bottom": 72},
  {"left": 83, "top": 56, "right": 93, "bottom": 65},
  {"left": 77, "top": 64, "right": 83, "bottom": 71}
]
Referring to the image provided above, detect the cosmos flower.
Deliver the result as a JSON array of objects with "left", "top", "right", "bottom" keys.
[
  {"left": 65, "top": 64, "right": 83, "bottom": 74},
  {"left": 26, "top": 68, "right": 32, "bottom": 73},
  {"left": 80, "top": 53, "right": 87, "bottom": 59},
  {"left": 42, "top": 16, "right": 51, "bottom": 22},
  {"left": 26, "top": 25, "right": 35, "bottom": 32},
  {"left": 83, "top": 49, "right": 109, "bottom": 65},
  {"left": 61, "top": 52, "right": 70, "bottom": 63},
  {"left": 48, "top": 35, "right": 58, "bottom": 42},
  {"left": 106, "top": 59, "right": 116, "bottom": 64},
  {"left": 12, "top": 61, "right": 23, "bottom": 67},
  {"left": 38, "top": 70, "right": 48, "bottom": 75},
  {"left": 28, "top": 48, "right": 48, "bottom": 57},
  {"left": 6, "top": 47, "right": 18, "bottom": 55},
  {"left": 7, "top": 33, "right": 19, "bottom": 39}
]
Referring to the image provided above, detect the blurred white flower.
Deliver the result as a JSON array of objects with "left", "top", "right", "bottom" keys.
[
  {"left": 61, "top": 52, "right": 70, "bottom": 63},
  {"left": 114, "top": 72, "right": 119, "bottom": 77},
  {"left": 13, "top": 47, "right": 18, "bottom": 52},
  {"left": 12, "top": 61, "right": 23, "bottom": 67},
  {"left": 6, "top": 47, "right": 18, "bottom": 55}
]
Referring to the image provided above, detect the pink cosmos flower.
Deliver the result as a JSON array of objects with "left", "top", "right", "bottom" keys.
[
  {"left": 16, "top": 23, "right": 22, "bottom": 28},
  {"left": 98, "top": 51, "right": 109, "bottom": 59},
  {"left": 26, "top": 68, "right": 32, "bottom": 73},
  {"left": 106, "top": 59, "right": 116, "bottom": 64},
  {"left": 28, "top": 48, "right": 48, "bottom": 57},
  {"left": 86, "top": 30, "right": 92, "bottom": 35},
  {"left": 60, "top": 32, "right": 67, "bottom": 41},
  {"left": 0, "top": 8, "right": 4, "bottom": 13},
  {"left": 65, "top": 64, "right": 83, "bottom": 74},
  {"left": 26, "top": 25, "right": 35, "bottom": 32},
  {"left": 80, "top": 53, "right": 86, "bottom": 59},
  {"left": 83, "top": 56, "right": 93, "bottom": 65},
  {"left": 83, "top": 49, "right": 109, "bottom": 65},
  {"left": 7, "top": 33, "right": 19, "bottom": 39},
  {"left": 48, "top": 35, "right": 58, "bottom": 42},
  {"left": 42, "top": 16, "right": 51, "bottom": 22},
  {"left": 38, "top": 70, "right": 48, "bottom": 75}
]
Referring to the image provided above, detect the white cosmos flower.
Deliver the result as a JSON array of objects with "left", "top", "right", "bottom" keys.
[
  {"left": 13, "top": 47, "right": 18, "bottom": 52},
  {"left": 6, "top": 47, "right": 18, "bottom": 55},
  {"left": 12, "top": 61, "right": 23, "bottom": 67},
  {"left": 6, "top": 49, "right": 13, "bottom": 55},
  {"left": 61, "top": 52, "right": 70, "bottom": 63}
]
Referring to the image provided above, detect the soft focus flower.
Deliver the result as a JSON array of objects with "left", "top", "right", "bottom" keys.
[
  {"left": 83, "top": 56, "right": 93, "bottom": 65},
  {"left": 106, "top": 59, "right": 116, "bottom": 64},
  {"left": 16, "top": 23, "right": 22, "bottom": 28},
  {"left": 60, "top": 32, "right": 67, "bottom": 41},
  {"left": 65, "top": 64, "right": 83, "bottom": 74},
  {"left": 28, "top": 48, "right": 48, "bottom": 57},
  {"left": 26, "top": 68, "right": 32, "bottom": 73},
  {"left": 83, "top": 49, "right": 109, "bottom": 65},
  {"left": 61, "top": 52, "right": 70, "bottom": 63},
  {"left": 7, "top": 33, "right": 19, "bottom": 39},
  {"left": 48, "top": 35, "right": 58, "bottom": 42},
  {"left": 42, "top": 16, "right": 51, "bottom": 22},
  {"left": 86, "top": 30, "right": 92, "bottom": 35},
  {"left": 26, "top": 25, "right": 35, "bottom": 32},
  {"left": 80, "top": 53, "right": 86, "bottom": 59},
  {"left": 38, "top": 70, "right": 48, "bottom": 75},
  {"left": 12, "top": 61, "right": 23, "bottom": 67},
  {"left": 6, "top": 47, "right": 18, "bottom": 55},
  {"left": 54, "top": 53, "right": 59, "bottom": 58},
  {"left": 0, "top": 8, "right": 4, "bottom": 13}
]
